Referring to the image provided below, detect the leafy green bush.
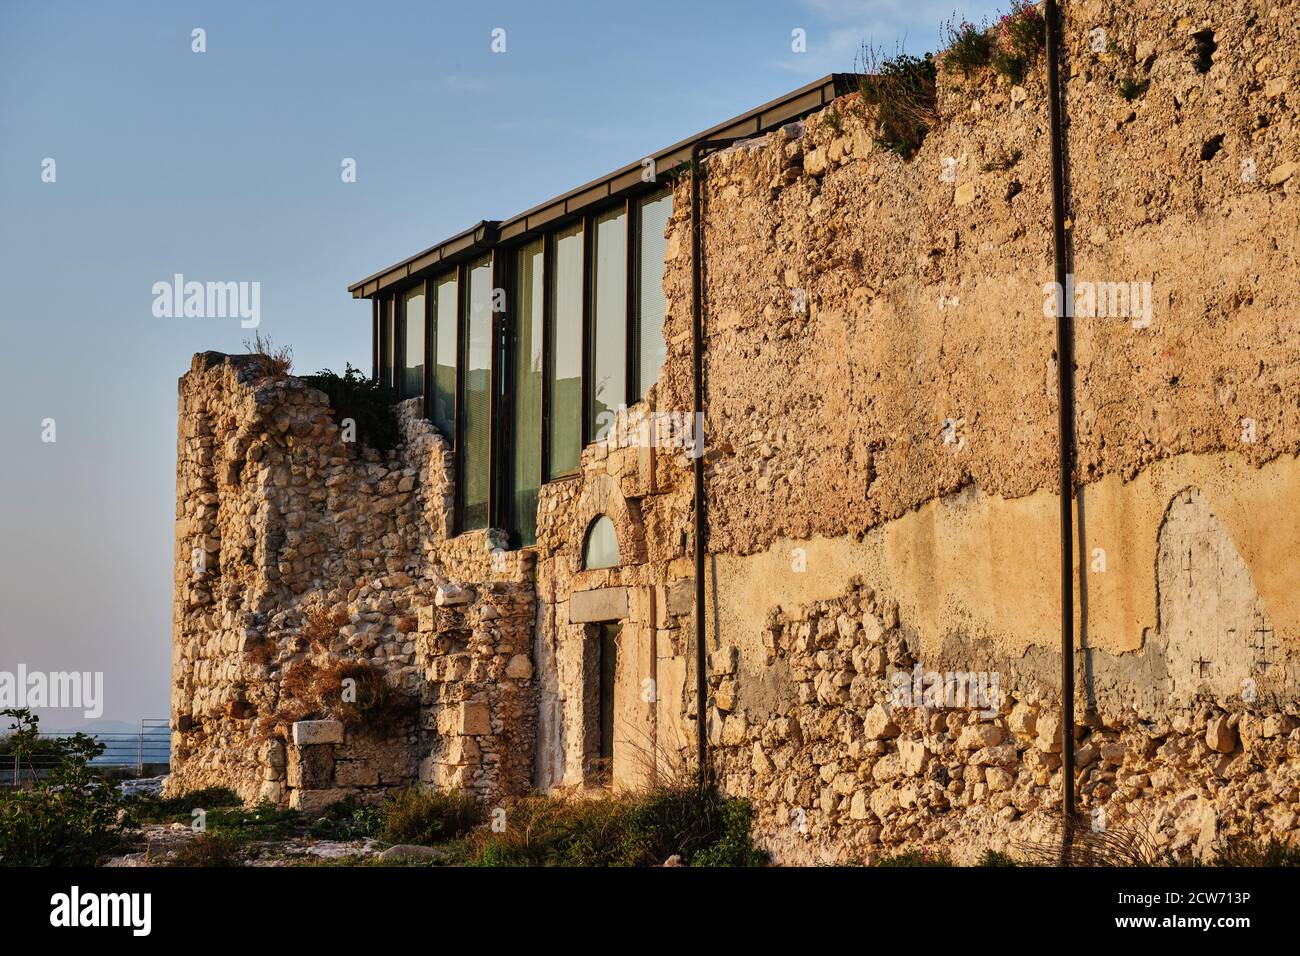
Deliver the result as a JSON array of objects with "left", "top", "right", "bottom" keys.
[
  {"left": 1118, "top": 75, "right": 1149, "bottom": 101},
  {"left": 991, "top": 0, "right": 1044, "bottom": 83},
  {"left": 978, "top": 848, "right": 1020, "bottom": 866},
  {"left": 302, "top": 363, "right": 399, "bottom": 452},
  {"left": 690, "top": 797, "right": 767, "bottom": 867},
  {"left": 126, "top": 786, "right": 242, "bottom": 825},
  {"left": 381, "top": 788, "right": 485, "bottom": 845},
  {"left": 876, "top": 848, "right": 953, "bottom": 866},
  {"left": 460, "top": 785, "right": 766, "bottom": 867},
  {"left": 308, "top": 797, "right": 385, "bottom": 841},
  {"left": 1209, "top": 832, "right": 1300, "bottom": 867},
  {"left": 0, "top": 708, "right": 123, "bottom": 866},
  {"left": 203, "top": 800, "right": 302, "bottom": 840},
  {"left": 941, "top": 18, "right": 992, "bottom": 76},
  {"left": 858, "top": 49, "right": 939, "bottom": 159}
]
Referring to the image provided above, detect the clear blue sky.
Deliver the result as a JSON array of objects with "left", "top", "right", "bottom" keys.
[{"left": 0, "top": 0, "right": 1004, "bottom": 728}]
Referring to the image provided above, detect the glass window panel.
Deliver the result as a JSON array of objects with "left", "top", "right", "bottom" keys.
[
  {"left": 590, "top": 207, "right": 627, "bottom": 441},
  {"left": 511, "top": 239, "right": 544, "bottom": 546},
  {"left": 431, "top": 272, "right": 458, "bottom": 439},
  {"left": 548, "top": 222, "right": 584, "bottom": 479},
  {"left": 460, "top": 255, "right": 493, "bottom": 531},
  {"left": 582, "top": 515, "right": 620, "bottom": 570},
  {"left": 380, "top": 297, "right": 395, "bottom": 386},
  {"left": 635, "top": 191, "right": 672, "bottom": 395},
  {"left": 402, "top": 284, "right": 425, "bottom": 399}
]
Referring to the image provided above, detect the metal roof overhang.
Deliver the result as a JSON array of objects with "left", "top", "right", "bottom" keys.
[{"left": 347, "top": 73, "right": 863, "bottom": 300}]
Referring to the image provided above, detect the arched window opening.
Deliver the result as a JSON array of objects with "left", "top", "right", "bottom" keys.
[{"left": 582, "top": 515, "right": 620, "bottom": 570}]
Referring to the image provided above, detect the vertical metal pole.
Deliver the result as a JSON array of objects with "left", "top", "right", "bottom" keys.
[
  {"left": 138, "top": 721, "right": 144, "bottom": 775},
  {"left": 691, "top": 144, "right": 708, "bottom": 790},
  {"left": 1044, "top": 0, "right": 1077, "bottom": 857}
]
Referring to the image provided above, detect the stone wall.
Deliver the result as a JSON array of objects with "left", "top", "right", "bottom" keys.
[
  {"left": 169, "top": 0, "right": 1300, "bottom": 863},
  {"left": 167, "top": 353, "right": 535, "bottom": 808},
  {"left": 663, "top": 0, "right": 1300, "bottom": 862}
]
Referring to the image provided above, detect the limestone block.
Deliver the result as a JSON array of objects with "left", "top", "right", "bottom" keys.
[
  {"left": 505, "top": 654, "right": 533, "bottom": 680},
  {"left": 292, "top": 719, "right": 344, "bottom": 746},
  {"left": 334, "top": 760, "right": 379, "bottom": 787},
  {"left": 1205, "top": 715, "right": 1237, "bottom": 754},
  {"left": 287, "top": 745, "right": 335, "bottom": 789},
  {"left": 569, "top": 586, "right": 629, "bottom": 623},
  {"left": 957, "top": 724, "right": 1004, "bottom": 750},
  {"left": 435, "top": 583, "right": 472, "bottom": 607},
  {"left": 289, "top": 788, "right": 351, "bottom": 814},
  {"left": 863, "top": 703, "right": 899, "bottom": 740},
  {"left": 459, "top": 701, "right": 491, "bottom": 736}
]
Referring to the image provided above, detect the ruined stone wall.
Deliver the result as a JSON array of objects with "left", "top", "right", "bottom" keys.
[
  {"left": 168, "top": 0, "right": 1300, "bottom": 863},
  {"left": 662, "top": 0, "right": 1300, "bottom": 862},
  {"left": 168, "top": 353, "right": 535, "bottom": 809}
]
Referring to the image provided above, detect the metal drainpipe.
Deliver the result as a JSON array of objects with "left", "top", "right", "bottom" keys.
[
  {"left": 1044, "top": 0, "right": 1078, "bottom": 857},
  {"left": 690, "top": 136, "right": 744, "bottom": 789}
]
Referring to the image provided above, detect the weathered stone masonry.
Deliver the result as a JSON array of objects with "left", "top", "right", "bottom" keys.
[
  {"left": 168, "top": 354, "right": 535, "bottom": 810},
  {"left": 172, "top": 0, "right": 1300, "bottom": 862}
]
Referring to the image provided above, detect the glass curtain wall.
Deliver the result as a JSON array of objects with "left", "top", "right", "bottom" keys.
[
  {"left": 510, "top": 239, "right": 544, "bottom": 545},
  {"left": 459, "top": 256, "right": 493, "bottom": 531},
  {"left": 431, "top": 272, "right": 458, "bottom": 439},
  {"left": 589, "top": 207, "right": 627, "bottom": 441},
  {"left": 547, "top": 222, "right": 584, "bottom": 478}
]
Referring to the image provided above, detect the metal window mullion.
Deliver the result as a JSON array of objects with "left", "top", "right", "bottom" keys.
[
  {"left": 489, "top": 250, "right": 506, "bottom": 532},
  {"left": 372, "top": 297, "right": 380, "bottom": 381},
  {"left": 581, "top": 214, "right": 594, "bottom": 448},
  {"left": 541, "top": 232, "right": 554, "bottom": 482},
  {"left": 423, "top": 279, "right": 433, "bottom": 420},
  {"left": 454, "top": 263, "right": 467, "bottom": 534},
  {"left": 625, "top": 196, "right": 638, "bottom": 404}
]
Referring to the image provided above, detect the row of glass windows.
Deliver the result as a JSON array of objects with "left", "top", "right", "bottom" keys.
[{"left": 375, "top": 189, "right": 672, "bottom": 546}]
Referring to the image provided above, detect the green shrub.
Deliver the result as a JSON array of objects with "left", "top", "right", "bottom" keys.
[
  {"left": 941, "top": 18, "right": 992, "bottom": 76},
  {"left": 126, "top": 786, "right": 242, "bottom": 825},
  {"left": 0, "top": 708, "right": 123, "bottom": 866},
  {"left": 991, "top": 1, "right": 1044, "bottom": 83},
  {"left": 978, "top": 848, "right": 1020, "bottom": 866},
  {"left": 204, "top": 800, "right": 302, "bottom": 840},
  {"left": 1117, "top": 75, "right": 1149, "bottom": 100},
  {"left": 459, "top": 785, "right": 766, "bottom": 867},
  {"left": 302, "top": 363, "right": 399, "bottom": 452},
  {"left": 858, "top": 48, "right": 938, "bottom": 159},
  {"left": 876, "top": 848, "right": 953, "bottom": 866},
  {"left": 690, "top": 797, "right": 767, "bottom": 867},
  {"left": 1209, "top": 833, "right": 1300, "bottom": 867},
  {"left": 309, "top": 797, "right": 385, "bottom": 841},
  {"left": 381, "top": 788, "right": 485, "bottom": 845}
]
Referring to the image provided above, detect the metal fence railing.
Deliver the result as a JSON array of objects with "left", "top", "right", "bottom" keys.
[{"left": 1, "top": 719, "right": 171, "bottom": 787}]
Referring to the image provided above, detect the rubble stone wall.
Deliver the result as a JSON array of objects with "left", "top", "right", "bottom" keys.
[
  {"left": 169, "top": 0, "right": 1300, "bottom": 863},
  {"left": 167, "top": 353, "right": 535, "bottom": 808},
  {"left": 664, "top": 0, "right": 1300, "bottom": 862}
]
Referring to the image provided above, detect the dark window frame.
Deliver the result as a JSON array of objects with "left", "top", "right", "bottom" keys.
[
  {"left": 456, "top": 254, "right": 494, "bottom": 534},
  {"left": 369, "top": 187, "right": 672, "bottom": 546}
]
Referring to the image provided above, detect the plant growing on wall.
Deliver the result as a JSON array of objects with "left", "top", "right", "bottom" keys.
[
  {"left": 990, "top": 0, "right": 1045, "bottom": 83},
  {"left": 302, "top": 363, "right": 400, "bottom": 452},
  {"left": 857, "top": 44, "right": 939, "bottom": 160},
  {"left": 243, "top": 330, "right": 293, "bottom": 380},
  {"left": 940, "top": 16, "right": 992, "bottom": 76}
]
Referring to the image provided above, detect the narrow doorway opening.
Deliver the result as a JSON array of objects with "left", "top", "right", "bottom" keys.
[{"left": 592, "top": 622, "right": 619, "bottom": 787}]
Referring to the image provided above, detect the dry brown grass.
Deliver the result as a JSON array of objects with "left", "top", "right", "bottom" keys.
[
  {"left": 299, "top": 605, "right": 349, "bottom": 648},
  {"left": 255, "top": 656, "right": 415, "bottom": 740},
  {"left": 243, "top": 330, "right": 292, "bottom": 380}
]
